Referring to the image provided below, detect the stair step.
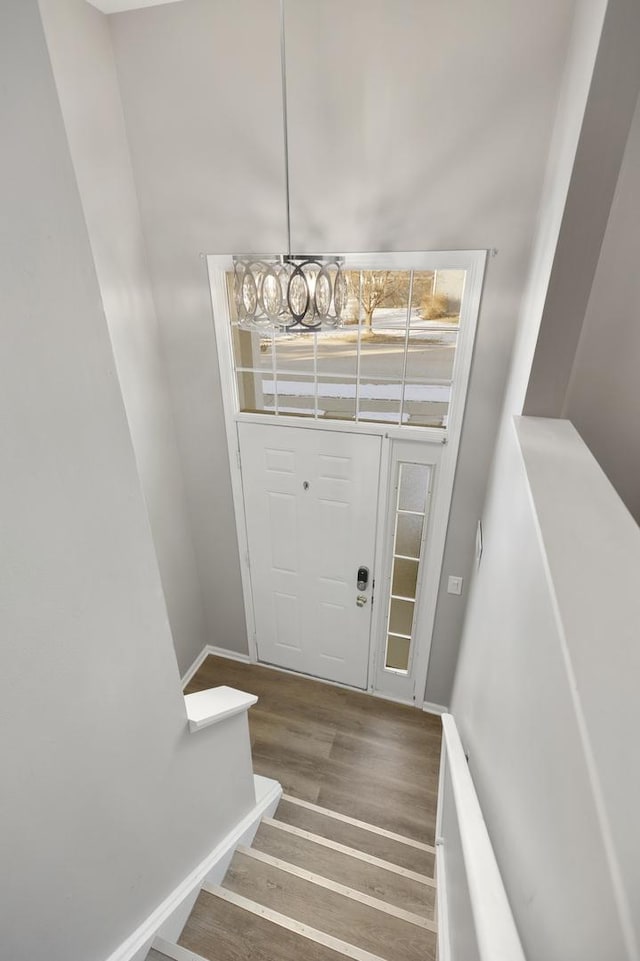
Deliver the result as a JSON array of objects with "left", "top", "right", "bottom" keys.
[
  {"left": 274, "top": 797, "right": 435, "bottom": 876},
  {"left": 179, "top": 887, "right": 387, "bottom": 961},
  {"left": 253, "top": 819, "right": 436, "bottom": 919},
  {"left": 281, "top": 795, "right": 435, "bottom": 852},
  {"left": 235, "top": 845, "right": 435, "bottom": 931},
  {"left": 262, "top": 817, "right": 435, "bottom": 885},
  {"left": 221, "top": 851, "right": 436, "bottom": 961}
]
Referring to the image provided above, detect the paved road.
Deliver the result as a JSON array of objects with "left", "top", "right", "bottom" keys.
[{"left": 259, "top": 322, "right": 456, "bottom": 382}]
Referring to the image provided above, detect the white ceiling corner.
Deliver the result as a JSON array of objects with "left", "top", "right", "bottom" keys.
[{"left": 85, "top": 0, "right": 185, "bottom": 14}]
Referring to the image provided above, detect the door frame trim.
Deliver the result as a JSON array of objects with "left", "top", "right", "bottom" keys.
[{"left": 207, "top": 250, "right": 487, "bottom": 705}]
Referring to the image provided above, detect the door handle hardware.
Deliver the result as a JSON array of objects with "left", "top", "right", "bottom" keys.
[
  {"left": 356, "top": 594, "right": 368, "bottom": 607},
  {"left": 357, "top": 566, "right": 369, "bottom": 591}
]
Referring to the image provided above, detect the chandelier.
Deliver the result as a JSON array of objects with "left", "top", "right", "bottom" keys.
[
  {"left": 232, "top": 3, "right": 345, "bottom": 333},
  {"left": 233, "top": 256, "right": 349, "bottom": 331}
]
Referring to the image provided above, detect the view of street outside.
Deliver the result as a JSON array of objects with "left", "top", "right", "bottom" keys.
[
  {"left": 262, "top": 312, "right": 457, "bottom": 378},
  {"left": 231, "top": 269, "right": 464, "bottom": 427}
]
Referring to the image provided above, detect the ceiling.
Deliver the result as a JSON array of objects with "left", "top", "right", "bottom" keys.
[{"left": 86, "top": 0, "right": 184, "bottom": 14}]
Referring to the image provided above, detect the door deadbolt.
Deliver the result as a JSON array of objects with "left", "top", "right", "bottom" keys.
[
  {"left": 303, "top": 481, "right": 310, "bottom": 490},
  {"left": 357, "top": 566, "right": 369, "bottom": 591}
]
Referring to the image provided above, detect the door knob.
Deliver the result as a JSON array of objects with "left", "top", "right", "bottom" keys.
[{"left": 356, "top": 594, "right": 368, "bottom": 607}]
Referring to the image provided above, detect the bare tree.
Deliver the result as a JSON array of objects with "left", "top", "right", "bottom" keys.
[
  {"left": 345, "top": 270, "right": 444, "bottom": 329},
  {"left": 346, "top": 271, "right": 407, "bottom": 329}
]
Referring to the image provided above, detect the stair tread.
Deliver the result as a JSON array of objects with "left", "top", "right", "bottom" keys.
[
  {"left": 222, "top": 850, "right": 436, "bottom": 961},
  {"left": 254, "top": 820, "right": 435, "bottom": 919},
  {"left": 234, "top": 845, "right": 434, "bottom": 930},
  {"left": 280, "top": 795, "right": 435, "bottom": 851},
  {"left": 316, "top": 783, "right": 436, "bottom": 847},
  {"left": 262, "top": 818, "right": 434, "bottom": 885},
  {"left": 274, "top": 798, "right": 435, "bottom": 876},
  {"left": 179, "top": 889, "right": 379, "bottom": 961}
]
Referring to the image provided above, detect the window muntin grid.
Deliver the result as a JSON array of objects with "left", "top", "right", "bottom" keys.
[
  {"left": 384, "top": 462, "right": 431, "bottom": 674},
  {"left": 227, "top": 269, "right": 465, "bottom": 429}
]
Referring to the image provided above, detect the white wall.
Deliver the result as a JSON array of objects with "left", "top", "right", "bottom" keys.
[
  {"left": 110, "top": 0, "right": 286, "bottom": 656},
  {"left": 563, "top": 89, "right": 640, "bottom": 522},
  {"left": 448, "top": 5, "right": 640, "bottom": 955},
  {"left": 38, "top": 0, "right": 207, "bottom": 674},
  {"left": 452, "top": 419, "right": 637, "bottom": 960},
  {"left": 502, "top": 0, "right": 609, "bottom": 418},
  {"left": 524, "top": 0, "right": 640, "bottom": 418},
  {"left": 0, "top": 3, "right": 255, "bottom": 958},
  {"left": 107, "top": 0, "right": 576, "bottom": 698}
]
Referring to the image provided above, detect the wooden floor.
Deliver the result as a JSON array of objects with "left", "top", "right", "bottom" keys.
[{"left": 186, "top": 656, "right": 442, "bottom": 845}]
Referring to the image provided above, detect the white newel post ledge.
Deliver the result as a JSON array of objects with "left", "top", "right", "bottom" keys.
[{"left": 184, "top": 686, "right": 258, "bottom": 733}]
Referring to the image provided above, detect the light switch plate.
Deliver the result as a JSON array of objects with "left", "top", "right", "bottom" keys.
[{"left": 447, "top": 575, "right": 463, "bottom": 595}]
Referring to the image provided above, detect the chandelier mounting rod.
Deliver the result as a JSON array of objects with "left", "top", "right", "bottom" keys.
[
  {"left": 279, "top": 0, "right": 292, "bottom": 257},
  {"left": 232, "top": 1, "right": 347, "bottom": 332}
]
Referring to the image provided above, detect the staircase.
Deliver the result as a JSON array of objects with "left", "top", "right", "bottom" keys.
[{"left": 148, "top": 794, "right": 437, "bottom": 961}]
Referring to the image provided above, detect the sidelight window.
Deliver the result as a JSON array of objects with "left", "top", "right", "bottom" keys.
[{"left": 384, "top": 462, "right": 432, "bottom": 674}]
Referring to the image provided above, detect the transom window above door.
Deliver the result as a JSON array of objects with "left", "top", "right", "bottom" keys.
[{"left": 227, "top": 267, "right": 466, "bottom": 429}]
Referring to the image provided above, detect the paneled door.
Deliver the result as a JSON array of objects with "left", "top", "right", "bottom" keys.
[{"left": 238, "top": 422, "right": 381, "bottom": 688}]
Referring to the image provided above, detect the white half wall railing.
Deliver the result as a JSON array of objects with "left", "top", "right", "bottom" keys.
[
  {"left": 436, "top": 714, "right": 526, "bottom": 961},
  {"left": 105, "top": 685, "right": 280, "bottom": 961}
]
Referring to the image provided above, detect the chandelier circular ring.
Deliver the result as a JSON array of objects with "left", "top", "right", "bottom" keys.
[{"left": 233, "top": 255, "right": 348, "bottom": 332}]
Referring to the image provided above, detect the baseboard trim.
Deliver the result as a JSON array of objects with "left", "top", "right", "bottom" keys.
[
  {"left": 180, "top": 647, "right": 211, "bottom": 688},
  {"left": 207, "top": 645, "right": 251, "bottom": 665},
  {"left": 422, "top": 701, "right": 448, "bottom": 716},
  {"left": 435, "top": 841, "right": 451, "bottom": 961},
  {"left": 181, "top": 645, "right": 251, "bottom": 689},
  {"left": 105, "top": 774, "right": 282, "bottom": 961}
]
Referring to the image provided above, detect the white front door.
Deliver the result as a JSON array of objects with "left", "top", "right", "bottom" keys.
[{"left": 238, "top": 422, "right": 381, "bottom": 688}]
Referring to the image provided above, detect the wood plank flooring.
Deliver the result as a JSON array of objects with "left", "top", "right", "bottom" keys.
[
  {"left": 181, "top": 890, "right": 364, "bottom": 961},
  {"left": 185, "top": 656, "right": 441, "bottom": 845},
  {"left": 252, "top": 820, "right": 435, "bottom": 918},
  {"left": 273, "top": 798, "right": 435, "bottom": 874},
  {"left": 223, "top": 851, "right": 431, "bottom": 961}
]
